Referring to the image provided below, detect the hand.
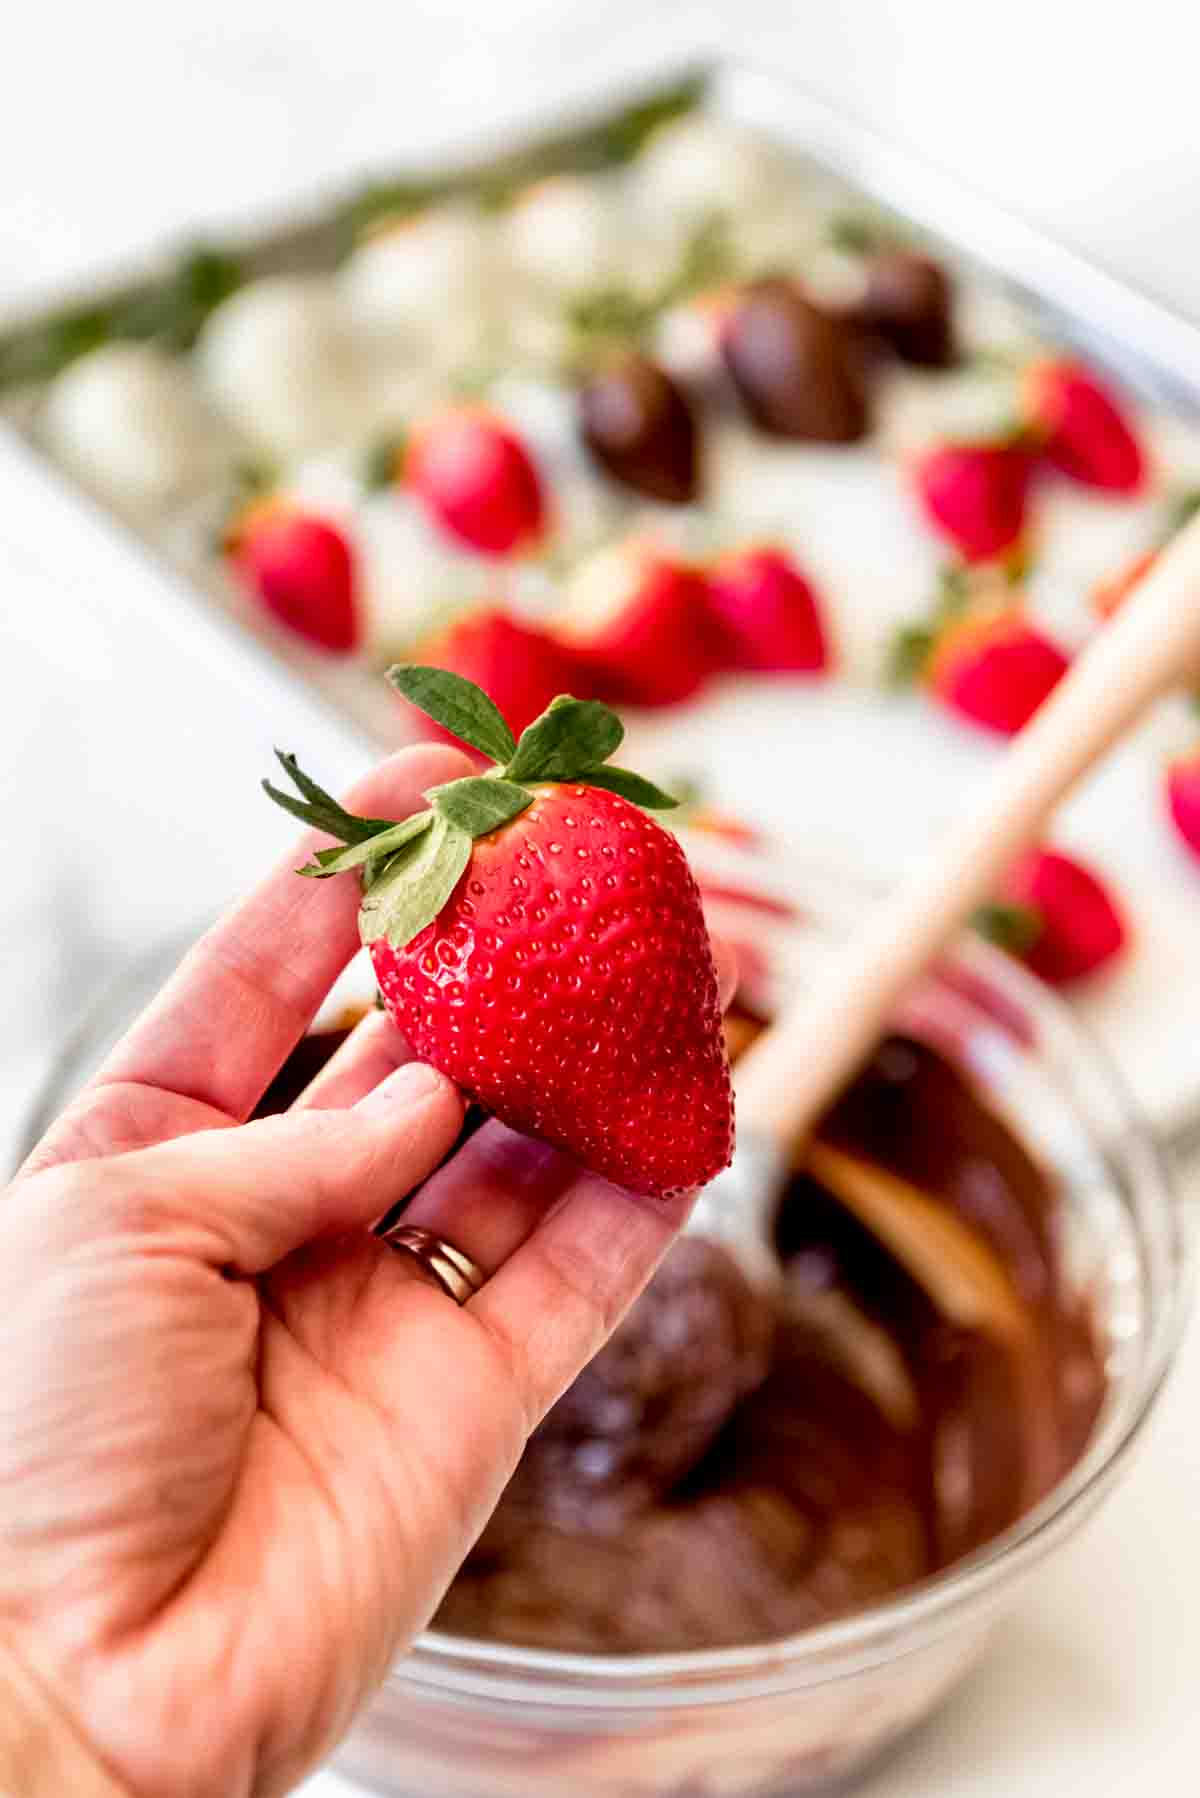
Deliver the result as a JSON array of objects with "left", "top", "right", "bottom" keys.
[{"left": 0, "top": 743, "right": 733, "bottom": 1798}]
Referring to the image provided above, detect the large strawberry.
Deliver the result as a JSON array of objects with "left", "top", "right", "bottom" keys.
[
  {"left": 1024, "top": 358, "right": 1145, "bottom": 495},
  {"left": 555, "top": 537, "right": 717, "bottom": 708},
  {"left": 705, "top": 544, "right": 831, "bottom": 673},
  {"left": 912, "top": 442, "right": 1033, "bottom": 564},
  {"left": 264, "top": 670, "right": 734, "bottom": 1198},
  {"left": 401, "top": 406, "right": 546, "bottom": 556},
  {"left": 1166, "top": 746, "right": 1200, "bottom": 863},
  {"left": 394, "top": 607, "right": 576, "bottom": 748},
  {"left": 228, "top": 501, "right": 360, "bottom": 653},
  {"left": 973, "top": 846, "right": 1127, "bottom": 986},
  {"left": 929, "top": 608, "right": 1069, "bottom": 735}
]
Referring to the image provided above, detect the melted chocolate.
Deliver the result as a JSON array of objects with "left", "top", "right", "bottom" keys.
[
  {"left": 257, "top": 1014, "right": 1105, "bottom": 1655},
  {"left": 438, "top": 1025, "right": 1105, "bottom": 1652}
]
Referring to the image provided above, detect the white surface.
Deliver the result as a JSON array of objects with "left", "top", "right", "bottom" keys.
[{"left": 4, "top": 4, "right": 1200, "bottom": 1795}]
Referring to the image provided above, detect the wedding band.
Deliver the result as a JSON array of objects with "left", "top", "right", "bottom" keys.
[{"left": 376, "top": 1222, "right": 485, "bottom": 1305}]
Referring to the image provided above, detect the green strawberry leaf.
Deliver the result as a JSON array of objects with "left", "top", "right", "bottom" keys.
[
  {"left": 505, "top": 695, "right": 623, "bottom": 782},
  {"left": 263, "top": 751, "right": 400, "bottom": 845},
  {"left": 827, "top": 213, "right": 874, "bottom": 254},
  {"left": 387, "top": 665, "right": 518, "bottom": 766},
  {"left": 358, "top": 811, "right": 473, "bottom": 948},
  {"left": 885, "top": 624, "right": 936, "bottom": 688},
  {"left": 581, "top": 765, "right": 679, "bottom": 809},
  {"left": 428, "top": 775, "right": 534, "bottom": 837},
  {"left": 362, "top": 432, "right": 406, "bottom": 493},
  {"left": 971, "top": 900, "right": 1042, "bottom": 956},
  {"left": 1166, "top": 487, "right": 1200, "bottom": 538},
  {"left": 934, "top": 564, "right": 972, "bottom": 618},
  {"left": 298, "top": 809, "right": 434, "bottom": 877}
]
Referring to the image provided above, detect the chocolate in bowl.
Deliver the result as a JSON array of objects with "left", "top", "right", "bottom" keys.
[
  {"left": 330, "top": 846, "right": 1183, "bottom": 1798},
  {"left": 434, "top": 1021, "right": 1105, "bottom": 1655}
]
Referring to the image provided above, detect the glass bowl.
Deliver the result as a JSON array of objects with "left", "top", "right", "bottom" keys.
[{"left": 16, "top": 837, "right": 1189, "bottom": 1798}]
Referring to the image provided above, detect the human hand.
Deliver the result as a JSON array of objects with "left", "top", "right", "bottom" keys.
[{"left": 0, "top": 743, "right": 733, "bottom": 1798}]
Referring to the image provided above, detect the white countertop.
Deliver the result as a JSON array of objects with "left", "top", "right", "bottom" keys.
[{"left": 4, "top": 4, "right": 1200, "bottom": 1793}]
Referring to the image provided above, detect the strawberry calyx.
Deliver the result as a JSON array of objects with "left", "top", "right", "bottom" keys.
[
  {"left": 216, "top": 460, "right": 282, "bottom": 554},
  {"left": 885, "top": 564, "right": 973, "bottom": 686},
  {"left": 263, "top": 667, "right": 678, "bottom": 949},
  {"left": 971, "top": 900, "right": 1042, "bottom": 958},
  {"left": 886, "top": 561, "right": 1025, "bottom": 687},
  {"left": 362, "top": 431, "right": 407, "bottom": 493}
]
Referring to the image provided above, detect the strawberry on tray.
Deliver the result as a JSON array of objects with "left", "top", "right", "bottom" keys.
[
  {"left": 226, "top": 499, "right": 361, "bottom": 655},
  {"left": 264, "top": 670, "right": 735, "bottom": 1199}
]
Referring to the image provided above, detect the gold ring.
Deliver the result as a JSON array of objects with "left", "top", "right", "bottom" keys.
[{"left": 376, "top": 1222, "right": 485, "bottom": 1305}]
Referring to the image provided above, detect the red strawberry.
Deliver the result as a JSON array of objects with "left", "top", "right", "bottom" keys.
[
  {"left": 1166, "top": 747, "right": 1200, "bottom": 862},
  {"left": 912, "top": 442, "right": 1033, "bottom": 563},
  {"left": 229, "top": 502, "right": 359, "bottom": 653},
  {"left": 705, "top": 544, "right": 831, "bottom": 673},
  {"left": 555, "top": 538, "right": 717, "bottom": 708},
  {"left": 264, "top": 675, "right": 734, "bottom": 1198},
  {"left": 395, "top": 608, "right": 574, "bottom": 748},
  {"left": 405, "top": 406, "right": 546, "bottom": 556},
  {"left": 1024, "top": 358, "right": 1146, "bottom": 494},
  {"left": 976, "top": 847, "right": 1127, "bottom": 985},
  {"left": 927, "top": 607, "right": 1070, "bottom": 735}
]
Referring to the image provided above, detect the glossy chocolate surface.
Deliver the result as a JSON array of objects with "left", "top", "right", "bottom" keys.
[
  {"left": 258, "top": 1011, "right": 1104, "bottom": 1655},
  {"left": 437, "top": 1020, "right": 1105, "bottom": 1652}
]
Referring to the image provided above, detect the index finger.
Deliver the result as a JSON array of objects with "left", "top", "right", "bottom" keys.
[{"left": 94, "top": 742, "right": 473, "bottom": 1121}]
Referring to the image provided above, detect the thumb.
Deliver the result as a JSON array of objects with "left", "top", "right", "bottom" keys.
[{"left": 94, "top": 1062, "right": 464, "bottom": 1274}]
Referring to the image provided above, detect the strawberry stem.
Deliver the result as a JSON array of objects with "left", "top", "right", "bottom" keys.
[{"left": 263, "top": 670, "right": 682, "bottom": 947}]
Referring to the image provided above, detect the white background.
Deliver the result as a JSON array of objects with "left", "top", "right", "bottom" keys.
[{"left": 2, "top": 4, "right": 1199, "bottom": 1793}]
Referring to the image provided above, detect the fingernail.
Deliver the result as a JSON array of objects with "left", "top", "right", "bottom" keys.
[{"left": 355, "top": 1060, "right": 446, "bottom": 1116}]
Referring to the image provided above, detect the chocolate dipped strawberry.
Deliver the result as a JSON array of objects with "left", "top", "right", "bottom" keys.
[
  {"left": 720, "top": 278, "right": 869, "bottom": 442},
  {"left": 227, "top": 501, "right": 360, "bottom": 653},
  {"left": 578, "top": 352, "right": 699, "bottom": 504},
  {"left": 401, "top": 405, "right": 546, "bottom": 556},
  {"left": 850, "top": 249, "right": 956, "bottom": 369},
  {"left": 264, "top": 672, "right": 734, "bottom": 1198},
  {"left": 1023, "top": 358, "right": 1145, "bottom": 495},
  {"left": 555, "top": 537, "right": 717, "bottom": 708},
  {"left": 912, "top": 442, "right": 1033, "bottom": 564},
  {"left": 705, "top": 544, "right": 831, "bottom": 674},
  {"left": 393, "top": 607, "right": 576, "bottom": 748},
  {"left": 974, "top": 847, "right": 1127, "bottom": 986}
]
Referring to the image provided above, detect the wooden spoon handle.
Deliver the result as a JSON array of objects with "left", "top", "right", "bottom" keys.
[{"left": 735, "top": 511, "right": 1200, "bottom": 1149}]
